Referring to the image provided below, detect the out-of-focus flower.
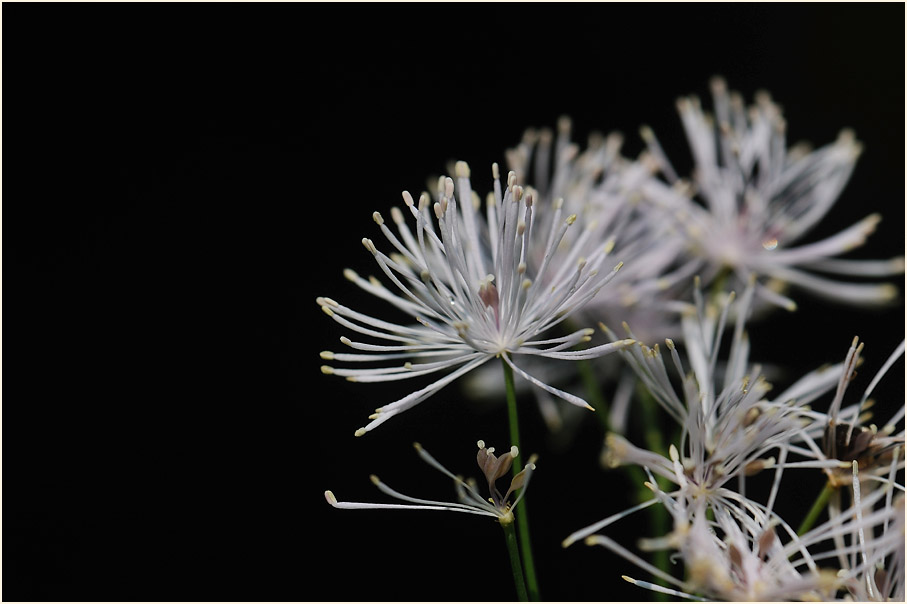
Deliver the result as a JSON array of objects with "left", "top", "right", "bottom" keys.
[
  {"left": 568, "top": 452, "right": 903, "bottom": 601},
  {"left": 639, "top": 77, "right": 904, "bottom": 310},
  {"left": 319, "top": 161, "right": 633, "bottom": 435},
  {"left": 325, "top": 440, "right": 537, "bottom": 525},
  {"left": 835, "top": 458, "right": 905, "bottom": 602}
]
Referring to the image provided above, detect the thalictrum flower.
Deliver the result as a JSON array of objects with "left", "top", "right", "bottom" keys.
[
  {"left": 567, "top": 452, "right": 903, "bottom": 601},
  {"left": 319, "top": 161, "right": 633, "bottom": 435},
  {"left": 505, "top": 116, "right": 689, "bottom": 344},
  {"left": 597, "top": 280, "right": 842, "bottom": 517},
  {"left": 638, "top": 77, "right": 904, "bottom": 310},
  {"left": 458, "top": 118, "right": 688, "bottom": 436},
  {"left": 325, "top": 440, "right": 537, "bottom": 525}
]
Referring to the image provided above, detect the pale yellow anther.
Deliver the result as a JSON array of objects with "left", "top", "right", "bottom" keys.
[
  {"left": 455, "top": 160, "right": 470, "bottom": 178},
  {"left": 372, "top": 211, "right": 384, "bottom": 225},
  {"left": 566, "top": 214, "right": 577, "bottom": 226},
  {"left": 321, "top": 366, "right": 334, "bottom": 375},
  {"left": 320, "top": 351, "right": 334, "bottom": 360}
]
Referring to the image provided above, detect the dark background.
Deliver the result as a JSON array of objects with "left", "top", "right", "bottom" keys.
[{"left": 6, "top": 4, "right": 905, "bottom": 602}]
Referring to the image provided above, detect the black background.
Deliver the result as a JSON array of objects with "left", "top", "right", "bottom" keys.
[{"left": 6, "top": 3, "right": 905, "bottom": 602}]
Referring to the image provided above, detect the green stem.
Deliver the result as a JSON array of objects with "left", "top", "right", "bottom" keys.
[
  {"left": 798, "top": 481, "right": 835, "bottom": 536},
  {"left": 501, "top": 357, "right": 541, "bottom": 602},
  {"left": 502, "top": 520, "right": 529, "bottom": 602},
  {"left": 634, "top": 384, "right": 671, "bottom": 601},
  {"left": 577, "top": 359, "right": 609, "bottom": 429}
]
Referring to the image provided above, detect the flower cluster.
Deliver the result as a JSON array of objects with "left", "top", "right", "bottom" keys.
[
  {"left": 319, "top": 78, "right": 904, "bottom": 601},
  {"left": 566, "top": 281, "right": 905, "bottom": 600}
]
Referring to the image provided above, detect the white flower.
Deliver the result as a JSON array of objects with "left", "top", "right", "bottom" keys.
[
  {"left": 458, "top": 118, "right": 688, "bottom": 436},
  {"left": 597, "top": 280, "right": 843, "bottom": 516},
  {"left": 835, "top": 460, "right": 905, "bottom": 601},
  {"left": 639, "top": 77, "right": 904, "bottom": 310},
  {"left": 567, "top": 455, "right": 903, "bottom": 601},
  {"left": 505, "top": 116, "right": 689, "bottom": 344},
  {"left": 324, "top": 440, "right": 537, "bottom": 525},
  {"left": 319, "top": 161, "right": 633, "bottom": 435}
]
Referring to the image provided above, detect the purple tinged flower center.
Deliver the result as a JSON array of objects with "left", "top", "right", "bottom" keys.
[{"left": 478, "top": 275, "right": 501, "bottom": 328}]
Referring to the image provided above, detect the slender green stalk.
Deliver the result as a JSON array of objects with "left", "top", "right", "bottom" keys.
[
  {"left": 798, "top": 481, "right": 835, "bottom": 536},
  {"left": 501, "top": 357, "right": 541, "bottom": 602},
  {"left": 502, "top": 520, "right": 529, "bottom": 602},
  {"left": 580, "top": 358, "right": 671, "bottom": 600},
  {"left": 577, "top": 359, "right": 609, "bottom": 429},
  {"left": 633, "top": 384, "right": 672, "bottom": 601}
]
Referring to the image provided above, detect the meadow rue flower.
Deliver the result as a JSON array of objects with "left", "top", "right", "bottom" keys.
[
  {"left": 639, "top": 77, "right": 904, "bottom": 310},
  {"left": 459, "top": 118, "right": 688, "bottom": 436},
  {"left": 319, "top": 161, "right": 634, "bottom": 435},
  {"left": 603, "top": 283, "right": 828, "bottom": 491},
  {"left": 324, "top": 440, "right": 537, "bottom": 525},
  {"left": 568, "top": 452, "right": 903, "bottom": 601},
  {"left": 586, "top": 279, "right": 849, "bottom": 547},
  {"left": 833, "top": 459, "right": 904, "bottom": 601},
  {"left": 505, "top": 116, "right": 688, "bottom": 344}
]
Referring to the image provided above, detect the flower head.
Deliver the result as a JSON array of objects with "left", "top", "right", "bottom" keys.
[
  {"left": 599, "top": 280, "right": 841, "bottom": 516},
  {"left": 639, "top": 77, "right": 904, "bottom": 310},
  {"left": 505, "top": 116, "right": 689, "bottom": 344},
  {"left": 568, "top": 451, "right": 903, "bottom": 602},
  {"left": 325, "top": 440, "right": 537, "bottom": 525},
  {"left": 319, "top": 161, "right": 633, "bottom": 435}
]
